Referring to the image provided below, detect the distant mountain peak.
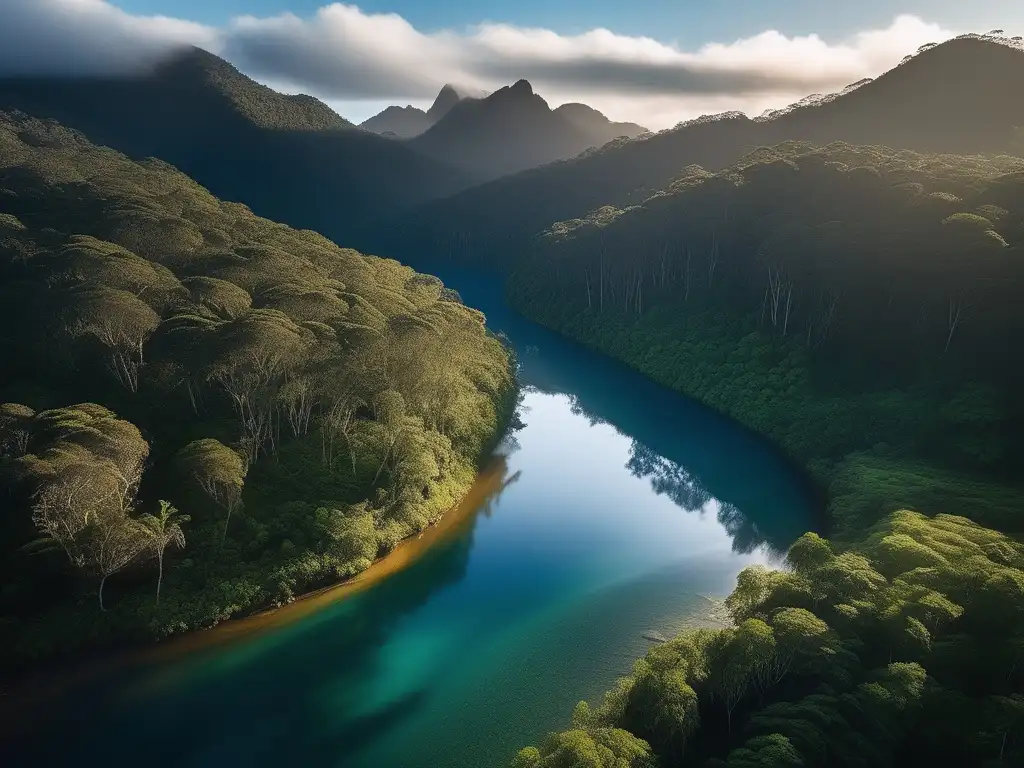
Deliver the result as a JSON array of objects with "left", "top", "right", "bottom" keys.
[
  {"left": 408, "top": 79, "right": 650, "bottom": 181},
  {"left": 555, "top": 102, "right": 603, "bottom": 117},
  {"left": 483, "top": 79, "right": 540, "bottom": 109},
  {"left": 362, "top": 84, "right": 480, "bottom": 137},
  {"left": 144, "top": 46, "right": 353, "bottom": 132},
  {"left": 554, "top": 102, "right": 648, "bottom": 140},
  {"left": 427, "top": 84, "right": 463, "bottom": 121},
  {"left": 510, "top": 79, "right": 534, "bottom": 96}
]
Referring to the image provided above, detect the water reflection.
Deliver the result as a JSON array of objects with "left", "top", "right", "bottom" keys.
[
  {"left": 7, "top": 267, "right": 816, "bottom": 768},
  {"left": 465, "top": 269, "right": 817, "bottom": 559},
  {"left": 12, "top": 458, "right": 520, "bottom": 767}
]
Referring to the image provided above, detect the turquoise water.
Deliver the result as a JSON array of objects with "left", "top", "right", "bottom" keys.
[{"left": 14, "top": 269, "right": 816, "bottom": 768}]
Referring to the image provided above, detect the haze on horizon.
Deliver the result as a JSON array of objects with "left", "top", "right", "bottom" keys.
[{"left": 0, "top": 0, "right": 1021, "bottom": 129}]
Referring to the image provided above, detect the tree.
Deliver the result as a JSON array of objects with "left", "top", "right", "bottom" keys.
[
  {"left": 137, "top": 500, "right": 189, "bottom": 605},
  {"left": 316, "top": 503, "right": 377, "bottom": 574},
  {"left": 175, "top": 439, "right": 246, "bottom": 542},
  {"left": 786, "top": 532, "right": 834, "bottom": 573},
  {"left": 372, "top": 389, "right": 408, "bottom": 483},
  {"left": 205, "top": 309, "right": 312, "bottom": 461},
  {"left": 989, "top": 694, "right": 1024, "bottom": 763},
  {"left": 25, "top": 406, "right": 152, "bottom": 593},
  {"left": 91, "top": 516, "right": 149, "bottom": 611},
  {"left": 516, "top": 727, "right": 656, "bottom": 768},
  {"left": 0, "top": 402, "right": 34, "bottom": 456},
  {"left": 0, "top": 109, "right": 516, "bottom": 667},
  {"left": 60, "top": 235, "right": 184, "bottom": 311},
  {"left": 726, "top": 565, "right": 791, "bottom": 623},
  {"left": 336, "top": 405, "right": 363, "bottom": 477},
  {"left": 631, "top": 667, "right": 700, "bottom": 760},
  {"left": 724, "top": 733, "right": 803, "bottom": 767},
  {"left": 182, "top": 275, "right": 252, "bottom": 319},
  {"left": 713, "top": 620, "right": 777, "bottom": 732},
  {"left": 768, "top": 608, "right": 835, "bottom": 685},
  {"left": 65, "top": 287, "right": 160, "bottom": 392},
  {"left": 29, "top": 450, "right": 117, "bottom": 567}
]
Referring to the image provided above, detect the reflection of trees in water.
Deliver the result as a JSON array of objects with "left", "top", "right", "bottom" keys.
[
  {"left": 626, "top": 442, "right": 712, "bottom": 513},
  {"left": 554, "top": 390, "right": 801, "bottom": 557},
  {"left": 626, "top": 440, "right": 772, "bottom": 557},
  {"left": 566, "top": 392, "right": 773, "bottom": 555},
  {"left": 716, "top": 501, "right": 769, "bottom": 556},
  {"left": 569, "top": 393, "right": 608, "bottom": 428}
]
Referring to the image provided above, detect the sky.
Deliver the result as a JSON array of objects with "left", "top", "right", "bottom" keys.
[{"left": 2, "top": 1, "right": 1021, "bottom": 129}]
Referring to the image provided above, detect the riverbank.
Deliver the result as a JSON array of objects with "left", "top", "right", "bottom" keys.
[
  {"left": 3, "top": 350, "right": 817, "bottom": 768},
  {"left": 507, "top": 299, "right": 1022, "bottom": 540},
  {"left": 0, "top": 456, "right": 516, "bottom": 737},
  {"left": 507, "top": 295, "right": 1024, "bottom": 767},
  {"left": 1, "top": 355, "right": 520, "bottom": 676}
]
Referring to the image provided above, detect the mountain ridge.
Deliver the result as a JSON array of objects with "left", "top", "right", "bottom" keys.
[
  {"left": 358, "top": 34, "right": 1024, "bottom": 263},
  {"left": 0, "top": 46, "right": 478, "bottom": 241},
  {"left": 407, "top": 78, "right": 648, "bottom": 181},
  {"left": 359, "top": 83, "right": 476, "bottom": 138}
]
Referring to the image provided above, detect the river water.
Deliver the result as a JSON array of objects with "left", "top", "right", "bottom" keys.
[{"left": 12, "top": 268, "right": 816, "bottom": 768}]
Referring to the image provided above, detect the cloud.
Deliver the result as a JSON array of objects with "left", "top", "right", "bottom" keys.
[
  {"left": 0, "top": 1, "right": 967, "bottom": 127},
  {"left": 0, "top": 0, "right": 216, "bottom": 76}
]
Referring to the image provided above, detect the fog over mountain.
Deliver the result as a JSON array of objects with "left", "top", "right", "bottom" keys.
[
  {"left": 360, "top": 34, "right": 1024, "bottom": 260},
  {"left": 0, "top": 1, "right": 995, "bottom": 129}
]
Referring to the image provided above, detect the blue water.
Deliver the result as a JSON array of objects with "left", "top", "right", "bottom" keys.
[{"left": 13, "top": 268, "right": 816, "bottom": 768}]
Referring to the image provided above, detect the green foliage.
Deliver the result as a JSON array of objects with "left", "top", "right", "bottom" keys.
[
  {"left": 507, "top": 141, "right": 1024, "bottom": 767},
  {"left": 512, "top": 727, "right": 657, "bottom": 768},
  {"left": 0, "top": 110, "right": 514, "bottom": 666},
  {"left": 518, "top": 512, "right": 1024, "bottom": 766}
]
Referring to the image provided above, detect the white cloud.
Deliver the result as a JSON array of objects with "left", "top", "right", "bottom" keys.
[
  {"left": 0, "top": 1, "right": 974, "bottom": 128},
  {"left": 0, "top": 0, "right": 217, "bottom": 76}
]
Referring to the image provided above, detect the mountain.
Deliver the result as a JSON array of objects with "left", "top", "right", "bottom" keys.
[
  {"left": 361, "top": 105, "right": 433, "bottom": 138},
  {"left": 359, "top": 84, "right": 473, "bottom": 138},
  {"left": 553, "top": 102, "right": 648, "bottom": 143},
  {"left": 358, "top": 35, "right": 1024, "bottom": 264},
  {"left": 406, "top": 79, "right": 634, "bottom": 181},
  {"left": 0, "top": 47, "right": 477, "bottom": 242},
  {"left": 426, "top": 84, "right": 468, "bottom": 122}
]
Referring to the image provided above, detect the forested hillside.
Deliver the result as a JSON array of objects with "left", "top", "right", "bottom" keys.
[
  {"left": 553, "top": 103, "right": 647, "bottom": 145},
  {"left": 508, "top": 143, "right": 1024, "bottom": 765},
  {"left": 0, "top": 111, "right": 515, "bottom": 668},
  {"left": 359, "top": 35, "right": 1024, "bottom": 266},
  {"left": 0, "top": 47, "right": 476, "bottom": 243}
]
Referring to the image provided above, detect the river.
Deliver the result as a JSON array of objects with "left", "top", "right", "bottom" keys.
[{"left": 9, "top": 267, "right": 816, "bottom": 768}]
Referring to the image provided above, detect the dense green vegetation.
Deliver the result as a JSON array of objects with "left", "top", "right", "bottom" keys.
[
  {"left": 515, "top": 516, "right": 1024, "bottom": 767},
  {"left": 0, "top": 110, "right": 515, "bottom": 668},
  {"left": 508, "top": 142, "right": 1024, "bottom": 765},
  {"left": 2, "top": 30, "right": 1023, "bottom": 766}
]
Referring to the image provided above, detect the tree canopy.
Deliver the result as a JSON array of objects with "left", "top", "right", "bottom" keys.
[
  {"left": 506, "top": 136, "right": 1024, "bottom": 768},
  {"left": 0, "top": 110, "right": 514, "bottom": 666}
]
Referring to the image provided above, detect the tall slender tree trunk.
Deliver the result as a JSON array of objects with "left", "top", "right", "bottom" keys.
[
  {"left": 345, "top": 434, "right": 356, "bottom": 477},
  {"left": 156, "top": 550, "right": 164, "bottom": 605},
  {"left": 99, "top": 575, "right": 108, "bottom": 611},
  {"left": 221, "top": 505, "right": 233, "bottom": 544}
]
